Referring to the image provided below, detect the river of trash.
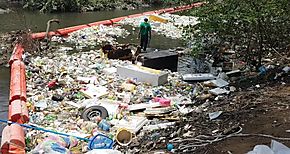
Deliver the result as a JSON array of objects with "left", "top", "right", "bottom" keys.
[
  {"left": 23, "top": 13, "right": 275, "bottom": 154},
  {"left": 50, "top": 13, "right": 199, "bottom": 51},
  {"left": 118, "top": 13, "right": 199, "bottom": 39},
  {"left": 25, "top": 46, "right": 198, "bottom": 152},
  {"left": 22, "top": 13, "right": 207, "bottom": 153},
  {"left": 62, "top": 25, "right": 130, "bottom": 50}
]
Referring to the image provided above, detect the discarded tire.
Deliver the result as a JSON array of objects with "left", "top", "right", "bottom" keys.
[{"left": 81, "top": 106, "right": 109, "bottom": 121}]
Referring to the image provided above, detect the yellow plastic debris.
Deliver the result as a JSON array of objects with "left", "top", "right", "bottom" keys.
[
  {"left": 149, "top": 15, "right": 168, "bottom": 23},
  {"left": 136, "top": 65, "right": 161, "bottom": 74},
  {"left": 121, "top": 82, "right": 136, "bottom": 92}
]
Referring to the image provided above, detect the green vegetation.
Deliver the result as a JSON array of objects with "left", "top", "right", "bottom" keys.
[
  {"left": 23, "top": 0, "right": 142, "bottom": 12},
  {"left": 187, "top": 0, "right": 290, "bottom": 67},
  {"left": 22, "top": 0, "right": 197, "bottom": 12}
]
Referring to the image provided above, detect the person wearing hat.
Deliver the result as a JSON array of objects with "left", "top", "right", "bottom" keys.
[{"left": 138, "top": 18, "right": 152, "bottom": 52}]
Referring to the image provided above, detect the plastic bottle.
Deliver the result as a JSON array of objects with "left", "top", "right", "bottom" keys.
[{"left": 98, "top": 119, "right": 110, "bottom": 131}]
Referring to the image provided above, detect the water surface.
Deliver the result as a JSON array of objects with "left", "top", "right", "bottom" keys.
[{"left": 0, "top": 67, "right": 9, "bottom": 139}]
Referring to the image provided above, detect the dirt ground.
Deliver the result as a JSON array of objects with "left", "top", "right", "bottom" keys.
[
  {"left": 205, "top": 84, "right": 290, "bottom": 154},
  {"left": 128, "top": 73, "right": 290, "bottom": 154}
]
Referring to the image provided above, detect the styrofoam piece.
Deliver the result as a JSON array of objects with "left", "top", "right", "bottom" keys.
[
  {"left": 143, "top": 122, "right": 175, "bottom": 131},
  {"left": 209, "top": 78, "right": 229, "bottom": 87},
  {"left": 103, "top": 67, "right": 117, "bottom": 74},
  {"left": 77, "top": 76, "right": 97, "bottom": 84},
  {"left": 209, "top": 88, "right": 230, "bottom": 95},
  {"left": 182, "top": 73, "right": 216, "bottom": 81},
  {"left": 117, "top": 65, "right": 168, "bottom": 86},
  {"left": 144, "top": 107, "right": 174, "bottom": 114},
  {"left": 111, "top": 116, "right": 148, "bottom": 133},
  {"left": 128, "top": 102, "right": 161, "bottom": 111},
  {"left": 80, "top": 84, "right": 108, "bottom": 98}
]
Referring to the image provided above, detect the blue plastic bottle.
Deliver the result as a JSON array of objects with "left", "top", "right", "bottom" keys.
[{"left": 98, "top": 119, "right": 110, "bottom": 131}]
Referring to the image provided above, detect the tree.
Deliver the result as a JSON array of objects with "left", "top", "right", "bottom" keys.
[{"left": 188, "top": 0, "right": 290, "bottom": 68}]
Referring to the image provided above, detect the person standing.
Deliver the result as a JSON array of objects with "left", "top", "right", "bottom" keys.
[{"left": 138, "top": 18, "right": 151, "bottom": 52}]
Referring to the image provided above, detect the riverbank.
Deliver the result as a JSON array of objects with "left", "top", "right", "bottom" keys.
[{"left": 15, "top": 0, "right": 196, "bottom": 13}]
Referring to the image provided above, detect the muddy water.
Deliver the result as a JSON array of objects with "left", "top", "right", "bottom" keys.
[
  {"left": 0, "top": 67, "right": 9, "bottom": 139},
  {"left": 0, "top": 4, "right": 160, "bottom": 33}
]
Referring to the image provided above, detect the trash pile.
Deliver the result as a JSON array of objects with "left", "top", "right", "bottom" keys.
[
  {"left": 118, "top": 13, "right": 199, "bottom": 39},
  {"left": 57, "top": 25, "right": 130, "bottom": 49},
  {"left": 24, "top": 37, "right": 248, "bottom": 153},
  {"left": 161, "top": 13, "right": 199, "bottom": 27}
]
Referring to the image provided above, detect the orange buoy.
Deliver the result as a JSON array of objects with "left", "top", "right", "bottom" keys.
[
  {"left": 56, "top": 24, "right": 90, "bottom": 36},
  {"left": 10, "top": 61, "right": 22, "bottom": 103},
  {"left": 110, "top": 17, "right": 127, "bottom": 24},
  {"left": 9, "top": 100, "right": 29, "bottom": 123},
  {"left": 88, "top": 20, "right": 113, "bottom": 27},
  {"left": 9, "top": 44, "right": 24, "bottom": 66},
  {"left": 154, "top": 9, "right": 166, "bottom": 14},
  {"left": 127, "top": 13, "right": 143, "bottom": 18},
  {"left": 142, "top": 11, "right": 156, "bottom": 15},
  {"left": 1, "top": 124, "right": 26, "bottom": 154},
  {"left": 9, "top": 60, "right": 27, "bottom": 103},
  {"left": 20, "top": 60, "right": 27, "bottom": 103},
  {"left": 163, "top": 8, "right": 174, "bottom": 13},
  {"left": 30, "top": 31, "right": 57, "bottom": 40}
]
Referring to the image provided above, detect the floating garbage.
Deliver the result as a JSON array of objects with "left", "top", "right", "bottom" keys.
[
  {"left": 63, "top": 25, "right": 130, "bottom": 49},
  {"left": 118, "top": 13, "right": 199, "bottom": 39}
]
